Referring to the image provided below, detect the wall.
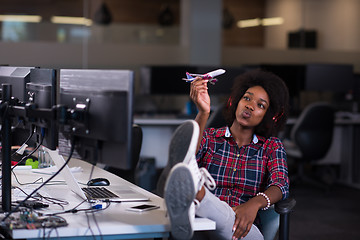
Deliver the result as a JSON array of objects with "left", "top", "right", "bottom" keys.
[
  {"left": 222, "top": 47, "right": 360, "bottom": 72},
  {"left": 265, "top": 0, "right": 360, "bottom": 51}
]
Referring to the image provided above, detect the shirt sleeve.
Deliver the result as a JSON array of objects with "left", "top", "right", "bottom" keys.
[{"left": 265, "top": 137, "right": 290, "bottom": 200}]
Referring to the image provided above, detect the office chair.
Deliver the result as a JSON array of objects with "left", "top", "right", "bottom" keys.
[
  {"left": 283, "top": 102, "right": 335, "bottom": 188},
  {"left": 105, "top": 124, "right": 143, "bottom": 183},
  {"left": 260, "top": 197, "right": 296, "bottom": 240},
  {"left": 206, "top": 104, "right": 227, "bottom": 128}
]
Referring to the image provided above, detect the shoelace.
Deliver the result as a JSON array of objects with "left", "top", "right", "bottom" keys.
[
  {"left": 188, "top": 158, "right": 216, "bottom": 191},
  {"left": 199, "top": 167, "right": 216, "bottom": 190}
]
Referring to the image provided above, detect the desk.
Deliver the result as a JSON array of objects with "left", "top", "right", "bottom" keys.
[{"left": 5, "top": 159, "right": 215, "bottom": 239}]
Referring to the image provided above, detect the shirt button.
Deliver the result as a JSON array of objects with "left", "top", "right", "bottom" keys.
[
  {"left": 237, "top": 154, "right": 240, "bottom": 157},
  {"left": 233, "top": 168, "right": 236, "bottom": 172}
]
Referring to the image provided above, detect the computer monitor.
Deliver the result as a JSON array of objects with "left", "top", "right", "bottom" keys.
[
  {"left": 305, "top": 63, "right": 354, "bottom": 92},
  {"left": 140, "top": 65, "right": 197, "bottom": 95},
  {"left": 58, "top": 69, "right": 134, "bottom": 170},
  {"left": 0, "top": 66, "right": 58, "bottom": 150}
]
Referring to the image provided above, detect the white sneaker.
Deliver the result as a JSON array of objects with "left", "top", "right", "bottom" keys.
[
  {"left": 164, "top": 120, "right": 216, "bottom": 239},
  {"left": 164, "top": 162, "right": 216, "bottom": 240},
  {"left": 164, "top": 163, "right": 196, "bottom": 240},
  {"left": 157, "top": 120, "right": 201, "bottom": 197}
]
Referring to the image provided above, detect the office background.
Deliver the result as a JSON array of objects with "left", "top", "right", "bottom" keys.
[
  {"left": 1, "top": 0, "right": 360, "bottom": 239},
  {"left": 1, "top": 0, "right": 360, "bottom": 70}
]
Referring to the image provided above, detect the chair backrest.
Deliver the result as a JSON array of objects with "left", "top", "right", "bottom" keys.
[
  {"left": 206, "top": 104, "right": 227, "bottom": 128},
  {"left": 290, "top": 102, "right": 335, "bottom": 160},
  {"left": 131, "top": 124, "right": 143, "bottom": 169}
]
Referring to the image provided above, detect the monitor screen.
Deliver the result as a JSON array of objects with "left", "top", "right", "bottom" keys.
[
  {"left": 305, "top": 64, "right": 354, "bottom": 92},
  {"left": 140, "top": 65, "right": 196, "bottom": 95},
  {"left": 58, "top": 69, "right": 134, "bottom": 170}
]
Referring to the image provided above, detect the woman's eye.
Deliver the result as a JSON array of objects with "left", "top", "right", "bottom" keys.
[{"left": 243, "top": 96, "right": 250, "bottom": 101}]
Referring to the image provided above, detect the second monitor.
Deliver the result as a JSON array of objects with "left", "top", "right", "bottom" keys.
[{"left": 58, "top": 69, "right": 134, "bottom": 170}]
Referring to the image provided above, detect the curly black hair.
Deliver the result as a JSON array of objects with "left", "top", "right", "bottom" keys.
[{"left": 223, "top": 68, "right": 290, "bottom": 138}]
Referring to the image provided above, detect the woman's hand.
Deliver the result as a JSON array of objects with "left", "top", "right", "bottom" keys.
[
  {"left": 190, "top": 78, "right": 210, "bottom": 114},
  {"left": 231, "top": 201, "right": 259, "bottom": 239}
]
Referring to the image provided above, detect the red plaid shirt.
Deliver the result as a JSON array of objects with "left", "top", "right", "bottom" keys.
[{"left": 197, "top": 126, "right": 289, "bottom": 207}]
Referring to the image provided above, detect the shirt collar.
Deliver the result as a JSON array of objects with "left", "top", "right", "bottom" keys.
[{"left": 225, "top": 126, "right": 259, "bottom": 144}]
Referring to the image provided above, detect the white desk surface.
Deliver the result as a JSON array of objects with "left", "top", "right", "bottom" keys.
[
  {"left": 6, "top": 159, "right": 215, "bottom": 239},
  {"left": 134, "top": 117, "right": 189, "bottom": 126}
]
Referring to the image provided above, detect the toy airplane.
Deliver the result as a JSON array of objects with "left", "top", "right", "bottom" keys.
[{"left": 182, "top": 69, "right": 226, "bottom": 85}]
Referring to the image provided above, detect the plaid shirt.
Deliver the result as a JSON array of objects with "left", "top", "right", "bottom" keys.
[{"left": 196, "top": 126, "right": 289, "bottom": 207}]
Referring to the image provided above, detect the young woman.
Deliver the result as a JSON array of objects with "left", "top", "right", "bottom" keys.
[{"left": 164, "top": 69, "right": 290, "bottom": 240}]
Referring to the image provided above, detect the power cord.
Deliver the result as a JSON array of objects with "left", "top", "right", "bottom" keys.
[{"left": 1, "top": 136, "right": 76, "bottom": 222}]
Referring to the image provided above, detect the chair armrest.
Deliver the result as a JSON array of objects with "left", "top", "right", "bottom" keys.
[{"left": 275, "top": 197, "right": 296, "bottom": 215}]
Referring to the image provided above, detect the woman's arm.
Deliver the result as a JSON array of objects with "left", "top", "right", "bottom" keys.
[
  {"left": 190, "top": 78, "right": 211, "bottom": 151},
  {"left": 231, "top": 185, "right": 283, "bottom": 239}
]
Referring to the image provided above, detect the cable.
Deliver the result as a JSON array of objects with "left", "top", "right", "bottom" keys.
[
  {"left": 11, "top": 187, "right": 69, "bottom": 210},
  {"left": 1, "top": 136, "right": 76, "bottom": 222},
  {"left": 11, "top": 128, "right": 44, "bottom": 170},
  {"left": 11, "top": 125, "right": 35, "bottom": 157},
  {"left": 0, "top": 125, "right": 35, "bottom": 170},
  {"left": 8, "top": 131, "right": 45, "bottom": 184},
  {"left": 43, "top": 200, "right": 110, "bottom": 217}
]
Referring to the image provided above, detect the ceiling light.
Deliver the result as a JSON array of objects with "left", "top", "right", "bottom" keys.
[
  {"left": 237, "top": 18, "right": 261, "bottom": 28},
  {"left": 51, "top": 16, "right": 92, "bottom": 26},
  {"left": 262, "top": 17, "right": 284, "bottom": 26},
  {"left": 0, "top": 15, "right": 42, "bottom": 23}
]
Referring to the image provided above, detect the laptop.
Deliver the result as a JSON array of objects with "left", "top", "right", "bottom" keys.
[{"left": 47, "top": 149, "right": 149, "bottom": 203}]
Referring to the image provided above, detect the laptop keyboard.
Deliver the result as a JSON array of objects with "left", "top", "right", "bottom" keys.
[{"left": 82, "top": 187, "right": 118, "bottom": 199}]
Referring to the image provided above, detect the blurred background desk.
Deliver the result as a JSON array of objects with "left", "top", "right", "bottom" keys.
[{"left": 135, "top": 116, "right": 190, "bottom": 169}]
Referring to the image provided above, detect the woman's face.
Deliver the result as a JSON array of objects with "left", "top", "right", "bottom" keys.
[{"left": 234, "top": 86, "right": 269, "bottom": 129}]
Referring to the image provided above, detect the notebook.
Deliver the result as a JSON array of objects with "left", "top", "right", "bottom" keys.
[{"left": 47, "top": 149, "right": 149, "bottom": 203}]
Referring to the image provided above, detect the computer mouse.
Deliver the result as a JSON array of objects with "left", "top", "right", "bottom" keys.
[{"left": 87, "top": 177, "right": 110, "bottom": 186}]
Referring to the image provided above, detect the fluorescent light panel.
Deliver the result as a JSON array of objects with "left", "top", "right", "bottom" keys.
[
  {"left": 237, "top": 18, "right": 261, "bottom": 28},
  {"left": 51, "top": 16, "right": 92, "bottom": 26},
  {"left": 0, "top": 15, "right": 42, "bottom": 23},
  {"left": 237, "top": 17, "right": 284, "bottom": 28},
  {"left": 262, "top": 17, "right": 284, "bottom": 26}
]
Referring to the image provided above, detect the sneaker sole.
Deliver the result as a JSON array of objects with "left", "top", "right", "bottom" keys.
[
  {"left": 165, "top": 164, "right": 195, "bottom": 240},
  {"left": 157, "top": 120, "right": 199, "bottom": 197},
  {"left": 168, "top": 120, "right": 199, "bottom": 167}
]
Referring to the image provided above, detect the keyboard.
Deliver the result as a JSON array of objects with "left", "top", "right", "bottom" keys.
[{"left": 81, "top": 187, "right": 118, "bottom": 200}]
